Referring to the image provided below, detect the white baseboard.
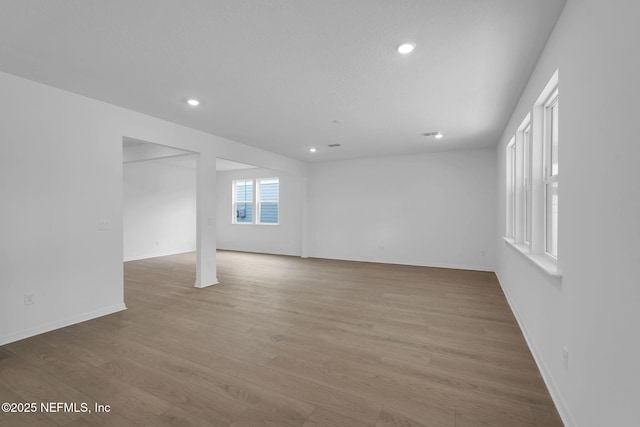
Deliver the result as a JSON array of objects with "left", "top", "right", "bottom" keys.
[
  {"left": 194, "top": 279, "right": 220, "bottom": 288},
  {"left": 216, "top": 246, "right": 301, "bottom": 258},
  {"left": 0, "top": 303, "right": 127, "bottom": 346},
  {"left": 217, "top": 249, "right": 494, "bottom": 272},
  {"left": 123, "top": 249, "right": 196, "bottom": 262},
  {"left": 496, "top": 271, "right": 575, "bottom": 427},
  {"left": 309, "top": 254, "right": 495, "bottom": 272}
]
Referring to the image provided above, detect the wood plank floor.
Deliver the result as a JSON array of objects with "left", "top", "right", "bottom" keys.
[{"left": 0, "top": 251, "right": 563, "bottom": 426}]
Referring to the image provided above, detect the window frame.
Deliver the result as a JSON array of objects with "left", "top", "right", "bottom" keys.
[
  {"left": 232, "top": 179, "right": 255, "bottom": 225},
  {"left": 503, "top": 70, "right": 560, "bottom": 277},
  {"left": 256, "top": 177, "right": 280, "bottom": 225},
  {"left": 543, "top": 89, "right": 559, "bottom": 260},
  {"left": 232, "top": 177, "right": 280, "bottom": 225},
  {"left": 506, "top": 137, "right": 516, "bottom": 239},
  {"left": 521, "top": 120, "right": 532, "bottom": 247}
]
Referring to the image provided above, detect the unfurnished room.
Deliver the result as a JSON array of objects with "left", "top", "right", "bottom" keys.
[{"left": 1, "top": 1, "right": 639, "bottom": 426}]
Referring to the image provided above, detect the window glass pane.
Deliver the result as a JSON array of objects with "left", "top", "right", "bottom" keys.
[
  {"left": 506, "top": 142, "right": 515, "bottom": 237},
  {"left": 259, "top": 202, "right": 279, "bottom": 224},
  {"left": 523, "top": 127, "right": 530, "bottom": 183},
  {"left": 523, "top": 126, "right": 530, "bottom": 244},
  {"left": 506, "top": 196, "right": 513, "bottom": 236},
  {"left": 259, "top": 179, "right": 279, "bottom": 201},
  {"left": 546, "top": 181, "right": 558, "bottom": 257},
  {"left": 524, "top": 188, "right": 530, "bottom": 244},
  {"left": 235, "top": 202, "right": 253, "bottom": 223},
  {"left": 257, "top": 178, "right": 279, "bottom": 224},
  {"left": 511, "top": 144, "right": 516, "bottom": 236},
  {"left": 235, "top": 180, "right": 253, "bottom": 202},
  {"left": 551, "top": 100, "right": 559, "bottom": 175}
]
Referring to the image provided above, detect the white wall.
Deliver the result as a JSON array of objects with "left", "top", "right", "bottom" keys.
[
  {"left": 307, "top": 149, "right": 496, "bottom": 271},
  {"left": 495, "top": 1, "right": 640, "bottom": 426},
  {"left": 123, "top": 155, "right": 197, "bottom": 261},
  {"left": 217, "top": 168, "right": 305, "bottom": 256},
  {"left": 0, "top": 70, "right": 306, "bottom": 345}
]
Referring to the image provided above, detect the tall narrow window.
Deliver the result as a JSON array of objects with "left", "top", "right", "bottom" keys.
[
  {"left": 523, "top": 122, "right": 532, "bottom": 245},
  {"left": 233, "top": 179, "right": 253, "bottom": 224},
  {"left": 506, "top": 138, "right": 516, "bottom": 238},
  {"left": 544, "top": 89, "right": 559, "bottom": 258},
  {"left": 503, "top": 71, "right": 559, "bottom": 276},
  {"left": 257, "top": 178, "right": 279, "bottom": 224}
]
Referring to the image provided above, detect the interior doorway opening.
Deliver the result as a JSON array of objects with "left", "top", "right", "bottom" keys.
[
  {"left": 122, "top": 137, "right": 198, "bottom": 285},
  {"left": 122, "top": 137, "right": 259, "bottom": 289}
]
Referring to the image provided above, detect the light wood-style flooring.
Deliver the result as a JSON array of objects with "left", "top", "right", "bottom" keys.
[{"left": 0, "top": 251, "right": 562, "bottom": 426}]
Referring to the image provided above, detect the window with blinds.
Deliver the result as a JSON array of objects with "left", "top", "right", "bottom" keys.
[
  {"left": 257, "top": 178, "right": 279, "bottom": 224},
  {"left": 232, "top": 177, "right": 279, "bottom": 225},
  {"left": 233, "top": 179, "right": 253, "bottom": 224}
]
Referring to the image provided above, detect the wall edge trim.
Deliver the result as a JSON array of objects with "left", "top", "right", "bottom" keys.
[
  {"left": 0, "top": 303, "right": 127, "bottom": 346},
  {"left": 495, "top": 271, "right": 576, "bottom": 427}
]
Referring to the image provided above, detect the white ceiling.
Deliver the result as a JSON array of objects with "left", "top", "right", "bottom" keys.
[{"left": 0, "top": 0, "right": 565, "bottom": 162}]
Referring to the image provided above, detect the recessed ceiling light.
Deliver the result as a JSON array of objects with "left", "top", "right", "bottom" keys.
[
  {"left": 187, "top": 99, "right": 200, "bottom": 106},
  {"left": 422, "top": 131, "right": 444, "bottom": 139},
  {"left": 309, "top": 147, "right": 317, "bottom": 153},
  {"left": 397, "top": 43, "right": 416, "bottom": 54}
]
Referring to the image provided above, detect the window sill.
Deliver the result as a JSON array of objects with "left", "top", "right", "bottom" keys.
[
  {"left": 502, "top": 237, "right": 562, "bottom": 278},
  {"left": 232, "top": 223, "right": 280, "bottom": 226}
]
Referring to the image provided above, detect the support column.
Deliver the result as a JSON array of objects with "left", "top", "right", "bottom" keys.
[{"left": 195, "top": 151, "right": 219, "bottom": 288}]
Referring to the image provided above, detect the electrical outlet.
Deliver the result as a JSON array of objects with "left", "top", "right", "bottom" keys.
[
  {"left": 24, "top": 294, "right": 34, "bottom": 305},
  {"left": 562, "top": 347, "right": 569, "bottom": 370},
  {"left": 98, "top": 219, "right": 111, "bottom": 230}
]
